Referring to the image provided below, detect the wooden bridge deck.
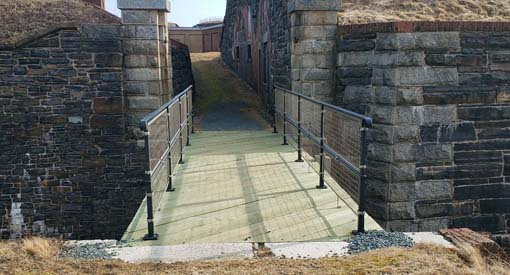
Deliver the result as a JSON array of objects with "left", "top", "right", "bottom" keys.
[{"left": 122, "top": 130, "right": 381, "bottom": 246}]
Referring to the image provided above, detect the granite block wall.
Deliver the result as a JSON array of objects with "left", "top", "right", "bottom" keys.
[
  {"left": 171, "top": 39, "right": 194, "bottom": 95},
  {"left": 0, "top": 26, "right": 145, "bottom": 239},
  {"left": 336, "top": 23, "right": 510, "bottom": 233}
]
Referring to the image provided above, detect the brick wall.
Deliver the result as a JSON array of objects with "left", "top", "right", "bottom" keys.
[
  {"left": 0, "top": 26, "right": 145, "bottom": 239},
  {"left": 221, "top": 0, "right": 291, "bottom": 110},
  {"left": 336, "top": 22, "right": 510, "bottom": 233}
]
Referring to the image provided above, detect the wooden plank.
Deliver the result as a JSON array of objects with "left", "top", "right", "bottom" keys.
[
  {"left": 122, "top": 130, "right": 382, "bottom": 246},
  {"left": 440, "top": 228, "right": 503, "bottom": 255}
]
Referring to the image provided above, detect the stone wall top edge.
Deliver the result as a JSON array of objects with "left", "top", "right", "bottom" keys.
[
  {"left": 288, "top": 0, "right": 341, "bottom": 13},
  {"left": 0, "top": 24, "right": 80, "bottom": 51},
  {"left": 118, "top": 0, "right": 171, "bottom": 12},
  {"left": 338, "top": 21, "right": 510, "bottom": 35}
]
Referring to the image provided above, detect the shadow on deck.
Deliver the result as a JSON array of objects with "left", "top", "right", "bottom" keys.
[{"left": 122, "top": 130, "right": 381, "bottom": 246}]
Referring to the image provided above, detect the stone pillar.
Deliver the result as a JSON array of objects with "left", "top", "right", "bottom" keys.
[
  {"left": 289, "top": 0, "right": 340, "bottom": 101},
  {"left": 118, "top": 0, "right": 172, "bottom": 119}
]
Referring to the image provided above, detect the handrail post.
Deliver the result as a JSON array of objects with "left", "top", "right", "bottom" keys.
[
  {"left": 166, "top": 107, "right": 175, "bottom": 192},
  {"left": 178, "top": 97, "right": 184, "bottom": 164},
  {"left": 357, "top": 122, "right": 369, "bottom": 233},
  {"left": 143, "top": 131, "right": 158, "bottom": 240},
  {"left": 186, "top": 92, "right": 191, "bottom": 146},
  {"left": 296, "top": 95, "right": 303, "bottom": 162},
  {"left": 190, "top": 89, "right": 195, "bottom": 134},
  {"left": 273, "top": 87, "right": 278, "bottom": 134},
  {"left": 317, "top": 104, "right": 327, "bottom": 189},
  {"left": 282, "top": 90, "right": 288, "bottom": 145}
]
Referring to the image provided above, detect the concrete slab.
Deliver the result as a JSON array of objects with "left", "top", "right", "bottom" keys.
[
  {"left": 266, "top": 242, "right": 349, "bottom": 259},
  {"left": 405, "top": 232, "right": 455, "bottom": 248},
  {"left": 113, "top": 243, "right": 254, "bottom": 263}
]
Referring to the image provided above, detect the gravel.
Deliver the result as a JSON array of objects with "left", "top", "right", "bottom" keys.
[
  {"left": 61, "top": 241, "right": 129, "bottom": 260},
  {"left": 347, "top": 231, "right": 415, "bottom": 254}
]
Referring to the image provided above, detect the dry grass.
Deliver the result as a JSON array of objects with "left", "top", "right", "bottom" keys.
[
  {"left": 0, "top": 0, "right": 119, "bottom": 49},
  {"left": 339, "top": 0, "right": 510, "bottom": 25},
  {"left": 0, "top": 239, "right": 510, "bottom": 275}
]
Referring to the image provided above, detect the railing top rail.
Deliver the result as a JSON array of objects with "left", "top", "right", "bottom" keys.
[
  {"left": 274, "top": 85, "right": 372, "bottom": 128},
  {"left": 140, "top": 85, "right": 193, "bottom": 131}
]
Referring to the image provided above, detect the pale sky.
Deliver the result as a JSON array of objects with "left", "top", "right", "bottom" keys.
[{"left": 105, "top": 0, "right": 226, "bottom": 27}]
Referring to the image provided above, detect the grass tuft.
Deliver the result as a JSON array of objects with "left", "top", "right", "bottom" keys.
[
  {"left": 340, "top": 0, "right": 510, "bottom": 25},
  {"left": 0, "top": 238, "right": 509, "bottom": 274},
  {"left": 21, "top": 237, "right": 60, "bottom": 259}
]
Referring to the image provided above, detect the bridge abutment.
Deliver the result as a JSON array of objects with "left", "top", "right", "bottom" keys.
[
  {"left": 118, "top": 0, "right": 173, "bottom": 120},
  {"left": 288, "top": 0, "right": 340, "bottom": 102}
]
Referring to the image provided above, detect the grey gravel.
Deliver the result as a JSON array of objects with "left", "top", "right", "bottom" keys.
[
  {"left": 347, "top": 231, "right": 414, "bottom": 254},
  {"left": 61, "top": 241, "right": 128, "bottom": 260}
]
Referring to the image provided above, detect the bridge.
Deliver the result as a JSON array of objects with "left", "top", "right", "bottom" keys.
[{"left": 122, "top": 53, "right": 381, "bottom": 246}]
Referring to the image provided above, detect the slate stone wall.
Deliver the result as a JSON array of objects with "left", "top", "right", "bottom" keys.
[
  {"left": 0, "top": 26, "right": 145, "bottom": 239},
  {"left": 171, "top": 39, "right": 194, "bottom": 95},
  {"left": 336, "top": 23, "right": 510, "bottom": 234}
]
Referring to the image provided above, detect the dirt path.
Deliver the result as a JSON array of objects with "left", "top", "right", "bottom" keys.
[{"left": 191, "top": 52, "right": 270, "bottom": 131}]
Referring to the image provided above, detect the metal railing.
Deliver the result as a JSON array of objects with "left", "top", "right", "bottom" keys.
[
  {"left": 273, "top": 85, "right": 372, "bottom": 233},
  {"left": 139, "top": 85, "right": 194, "bottom": 240}
]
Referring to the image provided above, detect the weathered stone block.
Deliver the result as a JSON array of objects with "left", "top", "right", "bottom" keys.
[
  {"left": 420, "top": 122, "right": 476, "bottom": 142},
  {"left": 337, "top": 40, "right": 375, "bottom": 52},
  {"left": 288, "top": 0, "right": 341, "bottom": 12},
  {"left": 422, "top": 105, "right": 457, "bottom": 124},
  {"left": 93, "top": 97, "right": 123, "bottom": 114},
  {"left": 416, "top": 180, "right": 453, "bottom": 200},
  {"left": 373, "top": 67, "right": 459, "bottom": 86},
  {"left": 392, "top": 143, "right": 417, "bottom": 162},
  {"left": 127, "top": 96, "right": 160, "bottom": 110},
  {"left": 417, "top": 143, "right": 453, "bottom": 163},
  {"left": 95, "top": 53, "right": 123, "bottom": 68},
  {"left": 368, "top": 143, "right": 392, "bottom": 162},
  {"left": 418, "top": 218, "right": 449, "bottom": 231},
  {"left": 371, "top": 52, "right": 425, "bottom": 67},
  {"left": 118, "top": 0, "right": 171, "bottom": 11},
  {"left": 376, "top": 32, "right": 461, "bottom": 51},
  {"left": 480, "top": 199, "right": 510, "bottom": 214},
  {"left": 415, "top": 202, "right": 450, "bottom": 218},
  {"left": 123, "top": 40, "right": 159, "bottom": 55},
  {"left": 81, "top": 25, "right": 121, "bottom": 40},
  {"left": 388, "top": 183, "right": 415, "bottom": 202},
  {"left": 301, "top": 68, "right": 333, "bottom": 81},
  {"left": 392, "top": 163, "right": 416, "bottom": 182},
  {"left": 81, "top": 41, "right": 121, "bottom": 53},
  {"left": 299, "top": 40, "right": 335, "bottom": 54},
  {"left": 121, "top": 10, "right": 158, "bottom": 24},
  {"left": 458, "top": 105, "right": 510, "bottom": 121},
  {"left": 125, "top": 68, "right": 159, "bottom": 81},
  {"left": 386, "top": 220, "right": 418, "bottom": 232},
  {"left": 455, "top": 183, "right": 510, "bottom": 200},
  {"left": 124, "top": 25, "right": 159, "bottom": 39},
  {"left": 488, "top": 36, "right": 510, "bottom": 48},
  {"left": 389, "top": 202, "right": 415, "bottom": 220},
  {"left": 453, "top": 216, "right": 501, "bottom": 232}
]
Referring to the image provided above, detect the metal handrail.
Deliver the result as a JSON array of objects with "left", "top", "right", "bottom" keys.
[
  {"left": 139, "top": 85, "right": 193, "bottom": 241},
  {"left": 274, "top": 85, "right": 371, "bottom": 234},
  {"left": 140, "top": 85, "right": 193, "bottom": 131},
  {"left": 274, "top": 85, "right": 373, "bottom": 127}
]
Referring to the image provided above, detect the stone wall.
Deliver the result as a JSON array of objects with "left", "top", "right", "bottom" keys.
[
  {"left": 221, "top": 0, "right": 291, "bottom": 110},
  {"left": 0, "top": 26, "right": 145, "bottom": 239},
  {"left": 171, "top": 39, "right": 194, "bottom": 95},
  {"left": 336, "top": 22, "right": 510, "bottom": 233}
]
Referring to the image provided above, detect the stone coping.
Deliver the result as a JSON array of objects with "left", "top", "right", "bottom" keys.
[{"left": 338, "top": 21, "right": 510, "bottom": 35}]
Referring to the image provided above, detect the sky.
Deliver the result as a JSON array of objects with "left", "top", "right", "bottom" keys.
[{"left": 105, "top": 0, "right": 227, "bottom": 27}]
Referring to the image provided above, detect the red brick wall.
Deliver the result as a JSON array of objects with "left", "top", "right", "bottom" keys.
[{"left": 82, "top": 0, "right": 105, "bottom": 9}]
